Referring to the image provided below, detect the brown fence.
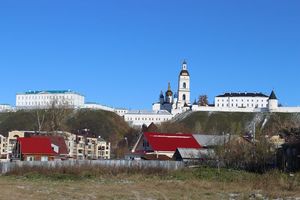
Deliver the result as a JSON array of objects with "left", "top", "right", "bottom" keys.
[{"left": 0, "top": 160, "right": 185, "bottom": 174}]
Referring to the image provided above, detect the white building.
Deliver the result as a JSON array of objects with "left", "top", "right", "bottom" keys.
[
  {"left": 114, "top": 108, "right": 128, "bottom": 117},
  {"left": 152, "top": 61, "right": 191, "bottom": 115},
  {"left": 177, "top": 61, "right": 191, "bottom": 109},
  {"left": 215, "top": 92, "right": 269, "bottom": 109},
  {"left": 16, "top": 90, "right": 85, "bottom": 109},
  {"left": 124, "top": 110, "right": 173, "bottom": 127},
  {"left": 0, "top": 104, "right": 14, "bottom": 112},
  {"left": 83, "top": 103, "right": 128, "bottom": 117},
  {"left": 83, "top": 102, "right": 115, "bottom": 112}
]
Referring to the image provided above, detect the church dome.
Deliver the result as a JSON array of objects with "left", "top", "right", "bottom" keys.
[
  {"left": 180, "top": 60, "right": 189, "bottom": 76},
  {"left": 160, "top": 91, "right": 164, "bottom": 99},
  {"left": 180, "top": 70, "right": 189, "bottom": 76},
  {"left": 165, "top": 82, "right": 173, "bottom": 96}
]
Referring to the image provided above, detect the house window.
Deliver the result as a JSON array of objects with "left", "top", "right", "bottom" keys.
[
  {"left": 183, "top": 82, "right": 186, "bottom": 89},
  {"left": 26, "top": 156, "right": 34, "bottom": 161},
  {"left": 183, "top": 94, "right": 186, "bottom": 101},
  {"left": 41, "top": 156, "right": 48, "bottom": 162}
]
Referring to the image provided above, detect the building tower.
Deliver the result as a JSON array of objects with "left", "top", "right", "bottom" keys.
[
  {"left": 165, "top": 82, "right": 173, "bottom": 104},
  {"left": 268, "top": 90, "right": 278, "bottom": 111},
  {"left": 177, "top": 60, "right": 191, "bottom": 109},
  {"left": 159, "top": 91, "right": 164, "bottom": 104}
]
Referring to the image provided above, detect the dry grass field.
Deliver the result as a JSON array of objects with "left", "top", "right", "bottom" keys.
[{"left": 0, "top": 166, "right": 300, "bottom": 200}]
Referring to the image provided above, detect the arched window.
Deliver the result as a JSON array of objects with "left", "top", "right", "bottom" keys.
[
  {"left": 183, "top": 82, "right": 186, "bottom": 89},
  {"left": 183, "top": 94, "right": 186, "bottom": 101}
]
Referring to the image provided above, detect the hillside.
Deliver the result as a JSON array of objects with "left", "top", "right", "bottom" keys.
[
  {"left": 160, "top": 111, "right": 300, "bottom": 136},
  {"left": 0, "top": 109, "right": 135, "bottom": 147}
]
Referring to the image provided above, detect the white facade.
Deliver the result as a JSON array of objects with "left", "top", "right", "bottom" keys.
[
  {"left": 83, "top": 103, "right": 128, "bottom": 116},
  {"left": 114, "top": 108, "right": 128, "bottom": 117},
  {"left": 0, "top": 104, "right": 14, "bottom": 112},
  {"left": 83, "top": 103, "right": 115, "bottom": 112},
  {"left": 16, "top": 90, "right": 85, "bottom": 109},
  {"left": 177, "top": 61, "right": 191, "bottom": 109},
  {"left": 215, "top": 93, "right": 269, "bottom": 109},
  {"left": 124, "top": 110, "right": 173, "bottom": 127}
]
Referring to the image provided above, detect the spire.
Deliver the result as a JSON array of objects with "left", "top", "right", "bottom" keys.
[
  {"left": 165, "top": 82, "right": 173, "bottom": 96},
  {"left": 182, "top": 60, "right": 187, "bottom": 70},
  {"left": 269, "top": 90, "right": 277, "bottom": 100},
  {"left": 180, "top": 60, "right": 189, "bottom": 76}
]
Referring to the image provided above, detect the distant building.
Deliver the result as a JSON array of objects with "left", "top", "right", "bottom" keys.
[
  {"left": 83, "top": 102, "right": 115, "bottom": 112},
  {"left": 83, "top": 102, "right": 128, "bottom": 117},
  {"left": 132, "top": 132, "right": 201, "bottom": 158},
  {"left": 215, "top": 92, "right": 269, "bottom": 109},
  {"left": 114, "top": 108, "right": 128, "bottom": 117},
  {"left": 16, "top": 90, "right": 85, "bottom": 109},
  {"left": 0, "top": 104, "right": 14, "bottom": 112},
  {"left": 0, "top": 135, "right": 7, "bottom": 159},
  {"left": 152, "top": 61, "right": 191, "bottom": 114},
  {"left": 3, "top": 130, "right": 110, "bottom": 161},
  {"left": 131, "top": 132, "right": 232, "bottom": 160},
  {"left": 124, "top": 110, "right": 173, "bottom": 127},
  {"left": 66, "top": 131, "right": 111, "bottom": 160}
]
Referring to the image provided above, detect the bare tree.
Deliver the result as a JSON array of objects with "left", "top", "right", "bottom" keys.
[
  {"left": 34, "top": 99, "right": 73, "bottom": 133},
  {"left": 198, "top": 95, "right": 209, "bottom": 106},
  {"left": 36, "top": 109, "right": 46, "bottom": 132}
]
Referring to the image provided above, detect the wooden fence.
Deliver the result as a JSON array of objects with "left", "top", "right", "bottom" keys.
[{"left": 0, "top": 160, "right": 185, "bottom": 174}]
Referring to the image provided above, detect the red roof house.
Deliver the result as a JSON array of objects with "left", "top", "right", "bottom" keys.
[
  {"left": 132, "top": 132, "right": 201, "bottom": 158},
  {"left": 31, "top": 136, "right": 68, "bottom": 159},
  {"left": 15, "top": 137, "right": 55, "bottom": 161}
]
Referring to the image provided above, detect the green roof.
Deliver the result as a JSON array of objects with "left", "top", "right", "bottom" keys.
[{"left": 19, "top": 90, "right": 83, "bottom": 96}]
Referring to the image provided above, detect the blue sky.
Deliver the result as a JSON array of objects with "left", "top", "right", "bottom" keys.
[{"left": 0, "top": 1, "right": 299, "bottom": 109}]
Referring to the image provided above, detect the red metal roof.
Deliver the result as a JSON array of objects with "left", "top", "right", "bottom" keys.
[
  {"left": 144, "top": 132, "right": 201, "bottom": 151},
  {"left": 18, "top": 137, "right": 55, "bottom": 155},
  {"left": 31, "top": 136, "right": 68, "bottom": 155}
]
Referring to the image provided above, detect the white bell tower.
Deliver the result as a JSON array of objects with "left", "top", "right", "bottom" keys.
[{"left": 177, "top": 60, "right": 191, "bottom": 109}]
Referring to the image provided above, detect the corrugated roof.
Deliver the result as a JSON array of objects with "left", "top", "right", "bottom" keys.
[
  {"left": 176, "top": 148, "right": 214, "bottom": 159},
  {"left": 18, "top": 137, "right": 55, "bottom": 155},
  {"left": 144, "top": 132, "right": 201, "bottom": 151},
  {"left": 192, "top": 134, "right": 230, "bottom": 147}
]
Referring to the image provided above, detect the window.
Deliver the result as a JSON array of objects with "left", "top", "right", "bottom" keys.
[
  {"left": 26, "top": 156, "right": 34, "bottom": 161},
  {"left": 41, "top": 156, "right": 48, "bottom": 162},
  {"left": 183, "top": 94, "right": 186, "bottom": 101},
  {"left": 183, "top": 82, "right": 186, "bottom": 89}
]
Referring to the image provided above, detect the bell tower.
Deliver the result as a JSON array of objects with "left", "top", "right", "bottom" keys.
[{"left": 177, "top": 60, "right": 190, "bottom": 108}]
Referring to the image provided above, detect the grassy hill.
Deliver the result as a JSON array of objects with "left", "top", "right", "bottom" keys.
[
  {"left": 159, "top": 111, "right": 300, "bottom": 136},
  {"left": 0, "top": 109, "right": 136, "bottom": 150}
]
